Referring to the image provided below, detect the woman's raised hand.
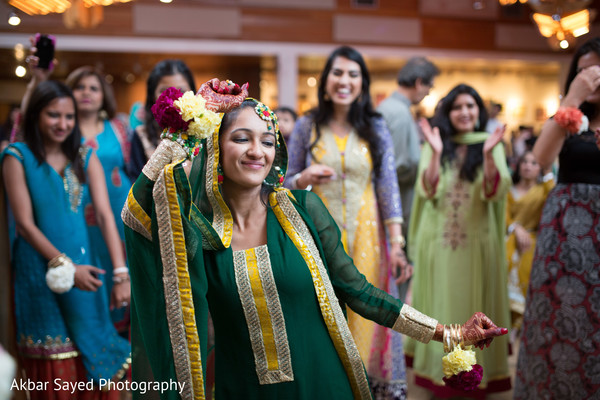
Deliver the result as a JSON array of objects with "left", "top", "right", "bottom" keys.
[
  {"left": 74, "top": 265, "right": 104, "bottom": 292},
  {"left": 461, "top": 312, "right": 508, "bottom": 350},
  {"left": 564, "top": 65, "right": 600, "bottom": 106},
  {"left": 483, "top": 124, "right": 506, "bottom": 156},
  {"left": 26, "top": 35, "right": 54, "bottom": 83},
  {"left": 197, "top": 78, "right": 249, "bottom": 113},
  {"left": 418, "top": 118, "right": 443, "bottom": 154}
]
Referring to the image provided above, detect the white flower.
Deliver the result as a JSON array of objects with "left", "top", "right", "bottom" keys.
[
  {"left": 442, "top": 345, "right": 477, "bottom": 377},
  {"left": 174, "top": 91, "right": 207, "bottom": 122},
  {"left": 46, "top": 262, "right": 75, "bottom": 293}
]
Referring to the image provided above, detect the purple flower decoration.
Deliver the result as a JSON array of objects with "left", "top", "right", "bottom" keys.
[
  {"left": 442, "top": 364, "right": 483, "bottom": 391},
  {"left": 151, "top": 87, "right": 189, "bottom": 132}
]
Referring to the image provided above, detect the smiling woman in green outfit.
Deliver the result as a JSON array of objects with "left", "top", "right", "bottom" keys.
[{"left": 122, "top": 79, "right": 507, "bottom": 400}]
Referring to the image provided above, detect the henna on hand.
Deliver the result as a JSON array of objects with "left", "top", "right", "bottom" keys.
[
  {"left": 461, "top": 312, "right": 508, "bottom": 349},
  {"left": 197, "top": 78, "right": 249, "bottom": 113}
]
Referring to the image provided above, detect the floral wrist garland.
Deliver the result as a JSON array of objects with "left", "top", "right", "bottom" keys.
[
  {"left": 442, "top": 345, "right": 483, "bottom": 391},
  {"left": 554, "top": 106, "right": 589, "bottom": 135},
  {"left": 46, "top": 253, "right": 75, "bottom": 293},
  {"left": 152, "top": 87, "right": 222, "bottom": 160},
  {"left": 441, "top": 324, "right": 483, "bottom": 391}
]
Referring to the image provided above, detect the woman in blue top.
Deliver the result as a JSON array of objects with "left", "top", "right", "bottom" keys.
[
  {"left": 66, "top": 66, "right": 132, "bottom": 330},
  {"left": 2, "top": 81, "right": 130, "bottom": 399}
]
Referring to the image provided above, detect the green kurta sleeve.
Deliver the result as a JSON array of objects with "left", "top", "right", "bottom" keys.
[
  {"left": 123, "top": 165, "right": 209, "bottom": 400},
  {"left": 291, "top": 190, "right": 403, "bottom": 328}
]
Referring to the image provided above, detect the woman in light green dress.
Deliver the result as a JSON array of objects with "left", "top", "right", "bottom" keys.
[{"left": 406, "top": 84, "right": 512, "bottom": 398}]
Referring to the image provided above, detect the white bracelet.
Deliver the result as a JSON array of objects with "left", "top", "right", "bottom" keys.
[
  {"left": 542, "top": 172, "right": 554, "bottom": 182},
  {"left": 113, "top": 266, "right": 129, "bottom": 275},
  {"left": 291, "top": 172, "right": 312, "bottom": 191},
  {"left": 507, "top": 223, "right": 517, "bottom": 235}
]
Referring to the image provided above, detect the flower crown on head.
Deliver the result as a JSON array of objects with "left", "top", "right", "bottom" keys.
[{"left": 151, "top": 78, "right": 249, "bottom": 159}]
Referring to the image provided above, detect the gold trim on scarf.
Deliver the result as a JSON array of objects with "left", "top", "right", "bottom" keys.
[
  {"left": 205, "top": 133, "right": 233, "bottom": 248},
  {"left": 121, "top": 188, "right": 152, "bottom": 241},
  {"left": 270, "top": 190, "right": 371, "bottom": 400},
  {"left": 233, "top": 245, "right": 294, "bottom": 384},
  {"left": 142, "top": 140, "right": 187, "bottom": 182},
  {"left": 154, "top": 162, "right": 204, "bottom": 400}
]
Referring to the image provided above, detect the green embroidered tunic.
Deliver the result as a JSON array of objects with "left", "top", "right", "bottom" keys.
[{"left": 123, "top": 163, "right": 406, "bottom": 400}]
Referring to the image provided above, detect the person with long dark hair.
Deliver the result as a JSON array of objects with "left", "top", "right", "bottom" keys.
[
  {"left": 1, "top": 81, "right": 130, "bottom": 399},
  {"left": 127, "top": 59, "right": 196, "bottom": 181},
  {"left": 514, "top": 36, "right": 600, "bottom": 400},
  {"left": 123, "top": 78, "right": 507, "bottom": 400},
  {"left": 405, "top": 83, "right": 512, "bottom": 397},
  {"left": 284, "top": 46, "right": 409, "bottom": 397}
]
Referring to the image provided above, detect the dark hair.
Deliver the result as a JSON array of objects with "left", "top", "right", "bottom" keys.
[
  {"left": 511, "top": 150, "right": 541, "bottom": 185},
  {"left": 432, "top": 83, "right": 489, "bottom": 182},
  {"left": 274, "top": 106, "right": 297, "bottom": 121},
  {"left": 311, "top": 46, "right": 382, "bottom": 170},
  {"left": 397, "top": 57, "right": 440, "bottom": 87},
  {"left": 564, "top": 36, "right": 600, "bottom": 121},
  {"left": 145, "top": 59, "right": 196, "bottom": 146},
  {"left": 65, "top": 66, "right": 116, "bottom": 119},
  {"left": 23, "top": 81, "right": 85, "bottom": 182}
]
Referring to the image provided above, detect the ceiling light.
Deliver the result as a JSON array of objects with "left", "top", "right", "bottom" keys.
[
  {"left": 8, "top": 12, "right": 21, "bottom": 25},
  {"left": 15, "top": 66, "right": 26, "bottom": 77},
  {"left": 8, "top": 0, "right": 134, "bottom": 28},
  {"left": 500, "top": 0, "right": 595, "bottom": 50}
]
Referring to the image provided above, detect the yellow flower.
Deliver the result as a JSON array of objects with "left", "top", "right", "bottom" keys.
[
  {"left": 442, "top": 345, "right": 477, "bottom": 378},
  {"left": 187, "top": 109, "right": 222, "bottom": 139},
  {"left": 174, "top": 91, "right": 207, "bottom": 122}
]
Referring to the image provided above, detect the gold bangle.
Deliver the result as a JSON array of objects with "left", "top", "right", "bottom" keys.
[
  {"left": 113, "top": 275, "right": 130, "bottom": 284},
  {"left": 389, "top": 235, "right": 406, "bottom": 248},
  {"left": 48, "top": 253, "right": 72, "bottom": 269}
]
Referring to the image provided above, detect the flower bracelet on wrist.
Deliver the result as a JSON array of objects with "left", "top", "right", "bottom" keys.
[
  {"left": 442, "top": 324, "right": 483, "bottom": 391},
  {"left": 554, "top": 106, "right": 589, "bottom": 135},
  {"left": 46, "top": 253, "right": 75, "bottom": 294}
]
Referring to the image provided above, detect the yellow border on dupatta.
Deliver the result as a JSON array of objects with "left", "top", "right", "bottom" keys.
[
  {"left": 269, "top": 189, "right": 372, "bottom": 400},
  {"left": 205, "top": 131, "right": 233, "bottom": 248},
  {"left": 155, "top": 162, "right": 204, "bottom": 400},
  {"left": 121, "top": 188, "right": 152, "bottom": 241}
]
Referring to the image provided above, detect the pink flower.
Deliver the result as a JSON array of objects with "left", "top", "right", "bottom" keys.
[
  {"left": 442, "top": 364, "right": 483, "bottom": 391},
  {"left": 151, "top": 87, "right": 189, "bottom": 132}
]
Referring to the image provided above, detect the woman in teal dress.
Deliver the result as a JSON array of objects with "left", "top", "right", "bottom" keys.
[
  {"left": 122, "top": 79, "right": 507, "bottom": 400},
  {"left": 2, "top": 81, "right": 130, "bottom": 399},
  {"left": 406, "top": 84, "right": 512, "bottom": 398},
  {"left": 66, "top": 66, "right": 132, "bottom": 329}
]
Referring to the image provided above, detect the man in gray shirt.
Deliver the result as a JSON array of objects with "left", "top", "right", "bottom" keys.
[{"left": 377, "top": 57, "right": 439, "bottom": 301}]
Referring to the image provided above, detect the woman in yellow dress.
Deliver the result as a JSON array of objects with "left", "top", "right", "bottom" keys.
[
  {"left": 505, "top": 150, "right": 554, "bottom": 323},
  {"left": 285, "top": 46, "right": 409, "bottom": 398}
]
